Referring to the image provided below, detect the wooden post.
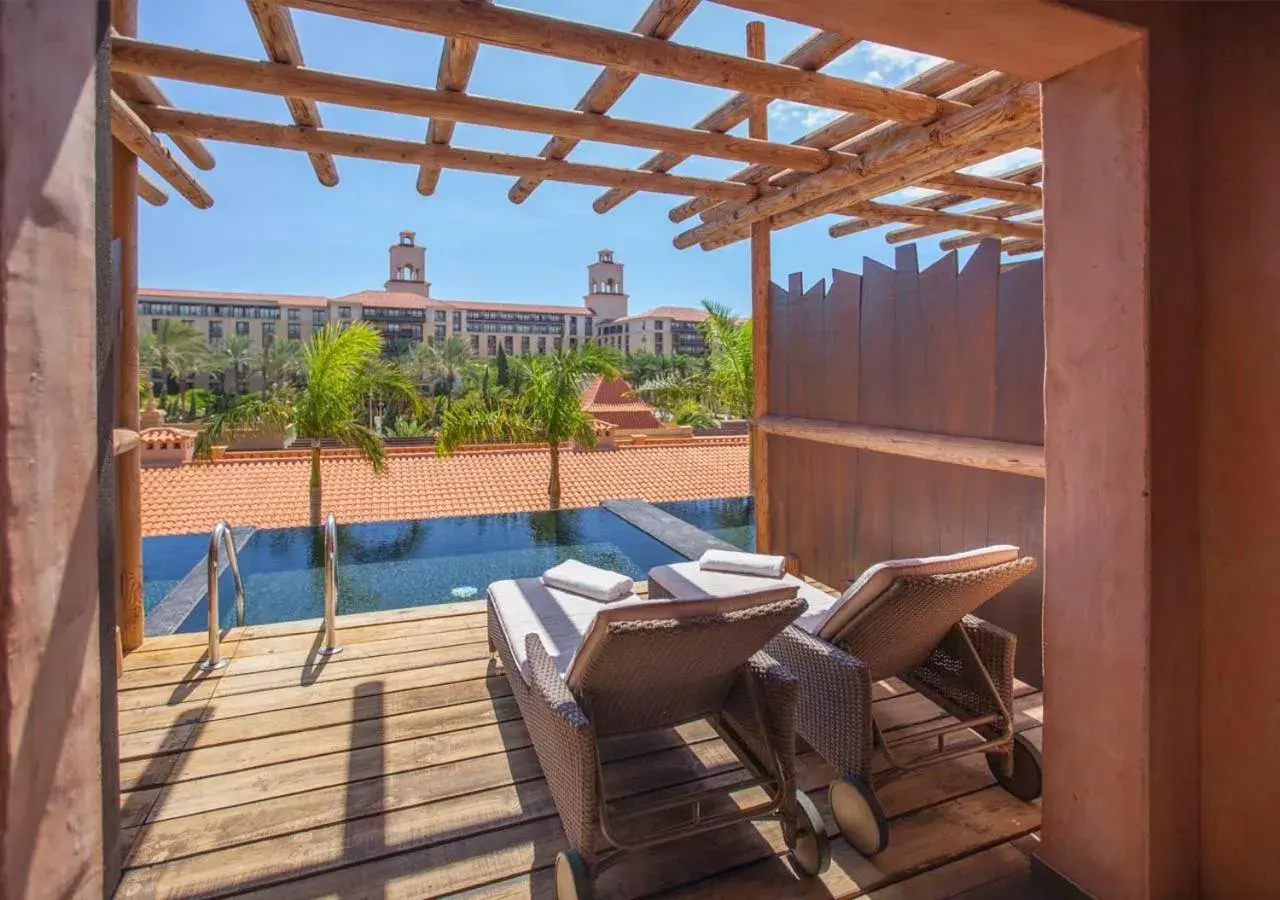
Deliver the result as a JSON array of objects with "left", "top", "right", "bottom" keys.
[
  {"left": 114, "top": 0, "right": 144, "bottom": 651},
  {"left": 747, "top": 21, "right": 772, "bottom": 553}
]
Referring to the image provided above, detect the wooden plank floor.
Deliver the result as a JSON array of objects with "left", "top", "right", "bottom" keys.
[{"left": 117, "top": 589, "right": 1044, "bottom": 899}]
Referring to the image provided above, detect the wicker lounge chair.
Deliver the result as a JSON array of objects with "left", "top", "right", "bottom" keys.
[
  {"left": 486, "top": 576, "right": 830, "bottom": 900},
  {"left": 647, "top": 545, "right": 1040, "bottom": 857}
]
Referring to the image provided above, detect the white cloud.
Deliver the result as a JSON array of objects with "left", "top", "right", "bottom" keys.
[
  {"left": 768, "top": 101, "right": 841, "bottom": 132},
  {"left": 832, "top": 42, "right": 944, "bottom": 86},
  {"left": 962, "top": 148, "right": 1044, "bottom": 178}
]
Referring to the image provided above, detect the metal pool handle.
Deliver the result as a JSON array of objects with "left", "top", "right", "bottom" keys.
[
  {"left": 320, "top": 513, "right": 343, "bottom": 656},
  {"left": 201, "top": 520, "right": 246, "bottom": 671}
]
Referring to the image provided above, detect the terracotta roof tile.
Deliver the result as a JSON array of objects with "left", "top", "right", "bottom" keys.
[
  {"left": 581, "top": 377, "right": 663, "bottom": 430},
  {"left": 141, "top": 441, "right": 748, "bottom": 535}
]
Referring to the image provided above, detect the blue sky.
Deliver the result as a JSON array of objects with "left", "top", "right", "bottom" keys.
[{"left": 135, "top": 0, "right": 1040, "bottom": 315}]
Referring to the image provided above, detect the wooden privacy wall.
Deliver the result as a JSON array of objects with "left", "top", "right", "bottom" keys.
[{"left": 763, "top": 240, "right": 1045, "bottom": 683}]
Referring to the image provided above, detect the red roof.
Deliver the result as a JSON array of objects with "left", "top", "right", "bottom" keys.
[
  {"left": 615, "top": 306, "right": 709, "bottom": 324},
  {"left": 140, "top": 441, "right": 748, "bottom": 535},
  {"left": 334, "top": 290, "right": 434, "bottom": 310},
  {"left": 138, "top": 287, "right": 329, "bottom": 308},
  {"left": 581, "top": 377, "right": 663, "bottom": 430}
]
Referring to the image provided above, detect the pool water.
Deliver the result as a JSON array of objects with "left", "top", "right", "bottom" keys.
[
  {"left": 168, "top": 508, "right": 688, "bottom": 633},
  {"left": 142, "top": 532, "right": 209, "bottom": 614},
  {"left": 655, "top": 497, "right": 755, "bottom": 551}
]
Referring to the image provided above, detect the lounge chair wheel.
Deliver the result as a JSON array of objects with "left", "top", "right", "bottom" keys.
[
  {"left": 786, "top": 790, "right": 831, "bottom": 876},
  {"left": 555, "top": 850, "right": 595, "bottom": 900},
  {"left": 829, "top": 775, "right": 889, "bottom": 856},
  {"left": 987, "top": 733, "right": 1043, "bottom": 802}
]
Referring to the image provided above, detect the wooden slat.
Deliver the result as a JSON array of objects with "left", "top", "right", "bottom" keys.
[
  {"left": 280, "top": 0, "right": 968, "bottom": 122},
  {"left": 674, "top": 84, "right": 1041, "bottom": 249},
  {"left": 109, "top": 91, "right": 213, "bottom": 209},
  {"left": 416, "top": 0, "right": 488, "bottom": 196},
  {"left": 830, "top": 201, "right": 1043, "bottom": 240},
  {"left": 244, "top": 0, "right": 339, "bottom": 185},
  {"left": 885, "top": 202, "right": 1036, "bottom": 244},
  {"left": 748, "top": 20, "right": 773, "bottom": 555},
  {"left": 110, "top": 37, "right": 847, "bottom": 174},
  {"left": 594, "top": 27, "right": 857, "bottom": 215},
  {"left": 509, "top": 0, "right": 702, "bottom": 205},
  {"left": 137, "top": 106, "right": 759, "bottom": 202},
  {"left": 757, "top": 415, "right": 1045, "bottom": 478},
  {"left": 938, "top": 217, "right": 1042, "bottom": 250},
  {"left": 1002, "top": 236, "right": 1044, "bottom": 256},
  {"left": 135, "top": 171, "right": 167, "bottom": 206}
]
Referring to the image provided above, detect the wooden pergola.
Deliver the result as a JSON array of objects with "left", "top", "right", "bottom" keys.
[{"left": 108, "top": 0, "right": 1043, "bottom": 651}]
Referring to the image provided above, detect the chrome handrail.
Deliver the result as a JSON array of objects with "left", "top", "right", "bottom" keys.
[
  {"left": 320, "top": 512, "right": 343, "bottom": 656},
  {"left": 200, "top": 520, "right": 245, "bottom": 671}
]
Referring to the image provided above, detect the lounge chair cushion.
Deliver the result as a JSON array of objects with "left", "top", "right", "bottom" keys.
[
  {"left": 817, "top": 545, "right": 1021, "bottom": 641},
  {"left": 647, "top": 562, "right": 834, "bottom": 635},
  {"left": 489, "top": 577, "right": 625, "bottom": 683}
]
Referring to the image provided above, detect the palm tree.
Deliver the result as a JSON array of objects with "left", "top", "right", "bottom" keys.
[
  {"left": 700, "top": 300, "right": 753, "bottom": 418},
  {"left": 139, "top": 319, "right": 206, "bottom": 407},
  {"left": 216, "top": 334, "right": 254, "bottom": 395},
  {"left": 403, "top": 335, "right": 475, "bottom": 395},
  {"left": 671, "top": 400, "right": 718, "bottom": 429},
  {"left": 198, "top": 323, "right": 421, "bottom": 525},
  {"left": 437, "top": 345, "right": 617, "bottom": 508},
  {"left": 253, "top": 338, "right": 305, "bottom": 394}
]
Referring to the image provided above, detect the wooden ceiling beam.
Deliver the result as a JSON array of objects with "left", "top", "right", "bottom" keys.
[
  {"left": 137, "top": 106, "right": 759, "bottom": 201},
  {"left": 244, "top": 0, "right": 339, "bottom": 186},
  {"left": 665, "top": 60, "right": 989, "bottom": 223},
  {"left": 884, "top": 202, "right": 1036, "bottom": 243},
  {"left": 278, "top": 0, "right": 970, "bottom": 122},
  {"left": 829, "top": 202, "right": 1042, "bottom": 240},
  {"left": 110, "top": 92, "right": 213, "bottom": 209},
  {"left": 917, "top": 172, "right": 1041, "bottom": 205},
  {"left": 674, "top": 83, "right": 1040, "bottom": 249},
  {"left": 111, "top": 38, "right": 846, "bottom": 173},
  {"left": 592, "top": 27, "right": 857, "bottom": 215},
  {"left": 136, "top": 170, "right": 169, "bottom": 206},
  {"left": 509, "top": 0, "right": 701, "bottom": 206},
  {"left": 940, "top": 219, "right": 1042, "bottom": 250},
  {"left": 417, "top": 0, "right": 488, "bottom": 196},
  {"left": 111, "top": 64, "right": 215, "bottom": 171},
  {"left": 1001, "top": 236, "right": 1044, "bottom": 256}
]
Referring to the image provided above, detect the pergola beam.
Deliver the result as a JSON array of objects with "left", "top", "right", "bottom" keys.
[
  {"left": 921, "top": 172, "right": 1041, "bottom": 205},
  {"left": 417, "top": 2, "right": 487, "bottom": 197},
  {"left": 665, "top": 60, "right": 989, "bottom": 223},
  {"left": 939, "top": 220, "right": 1042, "bottom": 250},
  {"left": 674, "top": 83, "right": 1041, "bottom": 249},
  {"left": 111, "top": 38, "right": 847, "bottom": 173},
  {"left": 592, "top": 27, "right": 857, "bottom": 215},
  {"left": 111, "top": 65, "right": 215, "bottom": 170},
  {"left": 829, "top": 202, "right": 1043, "bottom": 240},
  {"left": 109, "top": 92, "right": 213, "bottom": 209},
  {"left": 244, "top": 0, "right": 339, "bottom": 186},
  {"left": 509, "top": 0, "right": 701, "bottom": 206},
  {"left": 137, "top": 106, "right": 759, "bottom": 201},
  {"left": 278, "top": 0, "right": 969, "bottom": 123},
  {"left": 884, "top": 201, "right": 1036, "bottom": 242},
  {"left": 136, "top": 171, "right": 169, "bottom": 206},
  {"left": 1001, "top": 237, "right": 1043, "bottom": 256}
]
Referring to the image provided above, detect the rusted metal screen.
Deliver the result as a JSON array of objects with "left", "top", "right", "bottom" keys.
[{"left": 765, "top": 239, "right": 1045, "bottom": 683}]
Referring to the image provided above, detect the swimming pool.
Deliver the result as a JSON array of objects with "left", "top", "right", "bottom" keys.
[
  {"left": 149, "top": 507, "right": 690, "bottom": 634},
  {"left": 655, "top": 497, "right": 755, "bottom": 551}
]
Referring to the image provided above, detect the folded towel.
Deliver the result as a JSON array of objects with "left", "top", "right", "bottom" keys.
[
  {"left": 699, "top": 549, "right": 787, "bottom": 579},
  {"left": 542, "top": 559, "right": 634, "bottom": 603}
]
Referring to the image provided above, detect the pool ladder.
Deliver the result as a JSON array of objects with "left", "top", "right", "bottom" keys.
[{"left": 200, "top": 514, "right": 342, "bottom": 670}]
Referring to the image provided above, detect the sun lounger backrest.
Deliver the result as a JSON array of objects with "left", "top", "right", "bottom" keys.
[
  {"left": 826, "top": 553, "right": 1037, "bottom": 680},
  {"left": 565, "top": 592, "right": 805, "bottom": 736}
]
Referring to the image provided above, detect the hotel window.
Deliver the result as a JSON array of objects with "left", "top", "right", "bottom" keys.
[
  {"left": 208, "top": 321, "right": 223, "bottom": 342},
  {"left": 503, "top": 335, "right": 513, "bottom": 354},
  {"left": 434, "top": 310, "right": 447, "bottom": 322},
  {"left": 262, "top": 322, "right": 276, "bottom": 345},
  {"left": 435, "top": 324, "right": 446, "bottom": 341},
  {"left": 180, "top": 319, "right": 194, "bottom": 328},
  {"left": 585, "top": 319, "right": 593, "bottom": 336},
  {"left": 287, "top": 322, "right": 301, "bottom": 340},
  {"left": 624, "top": 336, "right": 630, "bottom": 354},
  {"left": 338, "top": 305, "right": 351, "bottom": 319},
  {"left": 520, "top": 336, "right": 530, "bottom": 354},
  {"left": 312, "top": 310, "right": 327, "bottom": 326},
  {"left": 236, "top": 321, "right": 250, "bottom": 337},
  {"left": 655, "top": 334, "right": 664, "bottom": 353},
  {"left": 287, "top": 308, "right": 299, "bottom": 321},
  {"left": 470, "top": 334, "right": 479, "bottom": 353},
  {"left": 487, "top": 335, "right": 497, "bottom": 355},
  {"left": 453, "top": 311, "right": 462, "bottom": 330},
  {"left": 655, "top": 320, "right": 664, "bottom": 331},
  {"left": 569, "top": 337, "right": 577, "bottom": 350},
  {"left": 569, "top": 317, "right": 578, "bottom": 335},
  {"left": 537, "top": 336, "right": 546, "bottom": 354},
  {"left": 151, "top": 319, "right": 161, "bottom": 333},
  {"left": 554, "top": 337, "right": 563, "bottom": 351}
]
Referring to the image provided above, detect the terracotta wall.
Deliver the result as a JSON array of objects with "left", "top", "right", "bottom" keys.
[
  {"left": 1195, "top": 5, "right": 1280, "bottom": 894},
  {"left": 1045, "top": 3, "right": 1280, "bottom": 896},
  {"left": 765, "top": 241, "right": 1046, "bottom": 684},
  {"left": 0, "top": 1, "right": 106, "bottom": 896}
]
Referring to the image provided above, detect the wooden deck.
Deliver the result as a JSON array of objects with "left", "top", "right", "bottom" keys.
[{"left": 117, "top": 592, "right": 1044, "bottom": 899}]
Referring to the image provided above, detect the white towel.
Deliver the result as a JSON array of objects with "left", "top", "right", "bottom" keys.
[
  {"left": 699, "top": 549, "right": 787, "bottom": 579},
  {"left": 542, "top": 559, "right": 634, "bottom": 603}
]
